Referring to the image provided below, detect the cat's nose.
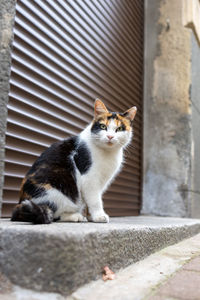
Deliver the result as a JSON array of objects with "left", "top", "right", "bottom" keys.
[{"left": 107, "top": 135, "right": 114, "bottom": 140}]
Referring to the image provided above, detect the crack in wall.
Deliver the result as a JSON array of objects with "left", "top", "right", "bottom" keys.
[{"left": 179, "top": 189, "right": 200, "bottom": 196}]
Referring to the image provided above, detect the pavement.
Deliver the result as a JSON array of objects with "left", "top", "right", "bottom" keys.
[
  {"left": 68, "top": 232, "right": 200, "bottom": 300},
  {"left": 1, "top": 232, "right": 200, "bottom": 299},
  {"left": 1, "top": 217, "right": 200, "bottom": 299},
  {"left": 147, "top": 255, "right": 200, "bottom": 300}
]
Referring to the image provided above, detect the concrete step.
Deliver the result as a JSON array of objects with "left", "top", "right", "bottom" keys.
[
  {"left": 0, "top": 216, "right": 200, "bottom": 297},
  {"left": 68, "top": 233, "right": 200, "bottom": 300}
]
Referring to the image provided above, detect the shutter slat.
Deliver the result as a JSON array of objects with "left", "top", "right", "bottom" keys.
[
  {"left": 13, "top": 39, "right": 143, "bottom": 115},
  {"left": 106, "top": 1, "right": 143, "bottom": 43},
  {"left": 6, "top": 135, "right": 47, "bottom": 156},
  {"left": 10, "top": 80, "right": 92, "bottom": 123},
  {"left": 11, "top": 57, "right": 143, "bottom": 132},
  {"left": 105, "top": 209, "right": 140, "bottom": 217},
  {"left": 2, "top": 0, "right": 144, "bottom": 218},
  {"left": 105, "top": 201, "right": 140, "bottom": 209},
  {"left": 4, "top": 176, "right": 22, "bottom": 190},
  {"left": 6, "top": 127, "right": 52, "bottom": 148},
  {"left": 13, "top": 24, "right": 143, "bottom": 109},
  {"left": 66, "top": 0, "right": 143, "bottom": 72},
  {"left": 13, "top": 43, "right": 143, "bottom": 112},
  {"left": 116, "top": 0, "right": 143, "bottom": 30},
  {"left": 9, "top": 95, "right": 86, "bottom": 130},
  {"left": 8, "top": 103, "right": 82, "bottom": 136},
  {"left": 85, "top": 0, "right": 143, "bottom": 66},
  {"left": 11, "top": 64, "right": 93, "bottom": 112},
  {"left": 57, "top": 0, "right": 142, "bottom": 79},
  {"left": 4, "top": 149, "right": 37, "bottom": 177},
  {"left": 15, "top": 4, "right": 143, "bottom": 104}
]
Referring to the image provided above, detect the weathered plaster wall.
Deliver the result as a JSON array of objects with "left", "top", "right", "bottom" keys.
[
  {"left": 191, "top": 32, "right": 200, "bottom": 218},
  {"left": 0, "top": 0, "right": 16, "bottom": 216},
  {"left": 142, "top": 0, "right": 193, "bottom": 217}
]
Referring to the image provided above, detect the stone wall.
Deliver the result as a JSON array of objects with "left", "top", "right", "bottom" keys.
[
  {"left": 191, "top": 31, "right": 200, "bottom": 218},
  {"left": 142, "top": 0, "right": 200, "bottom": 217},
  {"left": 0, "top": 0, "right": 16, "bottom": 216}
]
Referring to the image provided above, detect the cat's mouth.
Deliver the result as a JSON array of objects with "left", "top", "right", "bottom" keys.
[{"left": 106, "top": 141, "right": 114, "bottom": 146}]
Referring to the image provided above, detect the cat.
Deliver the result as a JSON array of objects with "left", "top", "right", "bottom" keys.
[{"left": 11, "top": 99, "right": 137, "bottom": 224}]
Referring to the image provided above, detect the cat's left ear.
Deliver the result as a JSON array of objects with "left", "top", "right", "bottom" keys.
[
  {"left": 123, "top": 106, "right": 137, "bottom": 121},
  {"left": 94, "top": 99, "right": 109, "bottom": 118}
]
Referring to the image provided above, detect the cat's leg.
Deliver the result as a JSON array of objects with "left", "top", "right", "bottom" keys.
[
  {"left": 59, "top": 212, "right": 87, "bottom": 222},
  {"left": 88, "top": 212, "right": 109, "bottom": 223},
  {"left": 37, "top": 188, "right": 86, "bottom": 222},
  {"left": 82, "top": 189, "right": 109, "bottom": 223}
]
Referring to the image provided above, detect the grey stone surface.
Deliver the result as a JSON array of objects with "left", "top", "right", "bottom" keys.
[
  {"left": 142, "top": 0, "right": 194, "bottom": 217},
  {"left": 68, "top": 233, "right": 200, "bottom": 300},
  {"left": 191, "top": 32, "right": 200, "bottom": 218},
  {"left": 0, "top": 0, "right": 16, "bottom": 215},
  {"left": 1, "top": 231, "right": 200, "bottom": 300},
  {"left": 0, "top": 216, "right": 200, "bottom": 296}
]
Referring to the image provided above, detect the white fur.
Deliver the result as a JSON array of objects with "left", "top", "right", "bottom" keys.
[
  {"left": 78, "top": 121, "right": 132, "bottom": 223},
  {"left": 33, "top": 188, "right": 78, "bottom": 217},
  {"left": 60, "top": 212, "right": 87, "bottom": 222},
  {"left": 32, "top": 120, "right": 132, "bottom": 223}
]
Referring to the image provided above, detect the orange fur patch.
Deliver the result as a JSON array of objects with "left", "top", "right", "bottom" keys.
[
  {"left": 43, "top": 183, "right": 52, "bottom": 190},
  {"left": 93, "top": 112, "right": 132, "bottom": 131},
  {"left": 117, "top": 114, "right": 132, "bottom": 131}
]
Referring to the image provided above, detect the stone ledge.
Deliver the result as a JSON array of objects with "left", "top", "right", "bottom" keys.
[
  {"left": 0, "top": 216, "right": 200, "bottom": 296},
  {"left": 183, "top": 0, "right": 200, "bottom": 46}
]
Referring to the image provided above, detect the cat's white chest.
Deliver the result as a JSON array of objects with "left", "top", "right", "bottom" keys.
[
  {"left": 98, "top": 153, "right": 121, "bottom": 183},
  {"left": 83, "top": 146, "right": 123, "bottom": 191}
]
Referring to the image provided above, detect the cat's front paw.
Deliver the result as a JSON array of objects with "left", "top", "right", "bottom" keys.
[
  {"left": 60, "top": 212, "right": 88, "bottom": 222},
  {"left": 89, "top": 213, "right": 109, "bottom": 223}
]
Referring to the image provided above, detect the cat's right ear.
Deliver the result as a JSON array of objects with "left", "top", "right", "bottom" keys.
[
  {"left": 94, "top": 99, "right": 109, "bottom": 118},
  {"left": 123, "top": 106, "right": 137, "bottom": 121}
]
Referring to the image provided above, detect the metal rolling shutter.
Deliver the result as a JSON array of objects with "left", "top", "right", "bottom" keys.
[{"left": 2, "top": 0, "right": 144, "bottom": 217}]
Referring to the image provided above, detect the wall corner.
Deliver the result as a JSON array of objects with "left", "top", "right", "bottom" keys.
[{"left": 0, "top": 0, "right": 16, "bottom": 217}]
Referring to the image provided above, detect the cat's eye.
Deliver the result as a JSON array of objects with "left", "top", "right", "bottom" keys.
[
  {"left": 100, "top": 124, "right": 107, "bottom": 130},
  {"left": 116, "top": 126, "right": 124, "bottom": 132}
]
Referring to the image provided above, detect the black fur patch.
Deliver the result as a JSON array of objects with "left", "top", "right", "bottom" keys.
[
  {"left": 13, "top": 135, "right": 92, "bottom": 224},
  {"left": 74, "top": 141, "right": 92, "bottom": 174},
  {"left": 117, "top": 124, "right": 126, "bottom": 131},
  {"left": 36, "top": 200, "right": 57, "bottom": 213},
  {"left": 22, "top": 179, "right": 46, "bottom": 199},
  {"left": 23, "top": 137, "right": 80, "bottom": 202},
  {"left": 11, "top": 201, "right": 54, "bottom": 224},
  {"left": 107, "top": 112, "right": 118, "bottom": 119},
  {"left": 19, "top": 136, "right": 92, "bottom": 205},
  {"left": 91, "top": 121, "right": 105, "bottom": 134}
]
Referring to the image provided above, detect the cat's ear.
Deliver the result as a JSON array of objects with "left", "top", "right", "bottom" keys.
[
  {"left": 94, "top": 99, "right": 109, "bottom": 118},
  {"left": 123, "top": 106, "right": 137, "bottom": 121}
]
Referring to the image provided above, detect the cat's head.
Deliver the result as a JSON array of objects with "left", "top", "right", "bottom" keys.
[{"left": 90, "top": 99, "right": 137, "bottom": 150}]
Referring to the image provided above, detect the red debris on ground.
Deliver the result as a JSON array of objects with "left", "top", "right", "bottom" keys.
[{"left": 102, "top": 266, "right": 115, "bottom": 281}]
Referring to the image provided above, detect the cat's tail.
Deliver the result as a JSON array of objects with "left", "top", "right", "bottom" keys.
[{"left": 11, "top": 200, "right": 54, "bottom": 224}]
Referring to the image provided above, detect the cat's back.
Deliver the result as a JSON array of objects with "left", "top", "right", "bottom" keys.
[
  {"left": 28, "top": 136, "right": 78, "bottom": 171},
  {"left": 25, "top": 135, "right": 93, "bottom": 181}
]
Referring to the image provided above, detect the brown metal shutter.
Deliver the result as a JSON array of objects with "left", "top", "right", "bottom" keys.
[{"left": 2, "top": 0, "right": 144, "bottom": 217}]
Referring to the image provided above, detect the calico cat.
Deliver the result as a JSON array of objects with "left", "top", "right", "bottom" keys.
[{"left": 11, "top": 99, "right": 137, "bottom": 224}]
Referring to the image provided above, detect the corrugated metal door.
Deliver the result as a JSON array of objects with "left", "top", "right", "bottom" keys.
[{"left": 2, "top": 0, "right": 144, "bottom": 217}]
